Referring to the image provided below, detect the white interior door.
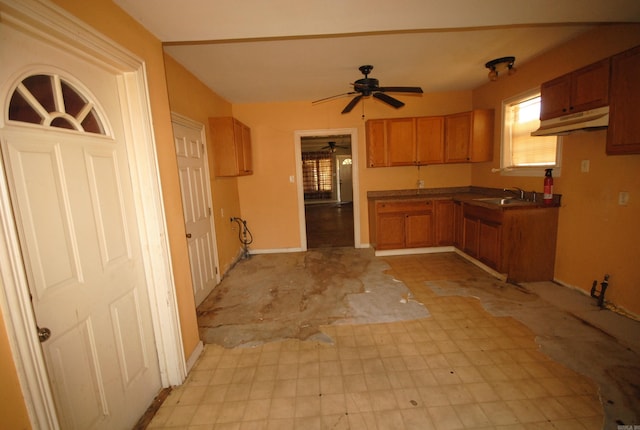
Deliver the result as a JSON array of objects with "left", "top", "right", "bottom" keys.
[
  {"left": 337, "top": 155, "right": 353, "bottom": 203},
  {"left": 0, "top": 21, "right": 161, "bottom": 430},
  {"left": 172, "top": 117, "right": 220, "bottom": 305}
]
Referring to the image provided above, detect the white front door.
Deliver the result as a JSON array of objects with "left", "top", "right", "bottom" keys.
[
  {"left": 0, "top": 20, "right": 161, "bottom": 430},
  {"left": 172, "top": 117, "right": 220, "bottom": 305},
  {"left": 337, "top": 155, "right": 353, "bottom": 203}
]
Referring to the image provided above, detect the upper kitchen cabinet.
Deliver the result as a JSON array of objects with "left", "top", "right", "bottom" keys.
[
  {"left": 444, "top": 109, "right": 494, "bottom": 163},
  {"left": 387, "top": 117, "right": 417, "bottom": 166},
  {"left": 365, "top": 119, "right": 388, "bottom": 167},
  {"left": 416, "top": 116, "right": 445, "bottom": 164},
  {"left": 365, "top": 117, "right": 416, "bottom": 167},
  {"left": 607, "top": 45, "right": 640, "bottom": 155},
  {"left": 209, "top": 117, "right": 253, "bottom": 177},
  {"left": 539, "top": 58, "right": 610, "bottom": 121},
  {"left": 365, "top": 110, "right": 493, "bottom": 167}
]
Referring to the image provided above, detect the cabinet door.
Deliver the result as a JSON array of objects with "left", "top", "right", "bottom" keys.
[
  {"left": 607, "top": 45, "right": 640, "bottom": 155},
  {"left": 366, "top": 119, "right": 388, "bottom": 167},
  {"left": 405, "top": 212, "right": 434, "bottom": 248},
  {"left": 233, "top": 120, "right": 253, "bottom": 175},
  {"left": 416, "top": 116, "right": 444, "bottom": 164},
  {"left": 453, "top": 201, "right": 463, "bottom": 248},
  {"left": 210, "top": 117, "right": 244, "bottom": 177},
  {"left": 570, "top": 59, "right": 610, "bottom": 114},
  {"left": 540, "top": 59, "right": 610, "bottom": 120},
  {"left": 540, "top": 75, "right": 571, "bottom": 120},
  {"left": 376, "top": 213, "right": 406, "bottom": 249},
  {"left": 434, "top": 200, "right": 455, "bottom": 245},
  {"left": 462, "top": 216, "right": 479, "bottom": 257},
  {"left": 469, "top": 109, "right": 494, "bottom": 162},
  {"left": 387, "top": 118, "right": 416, "bottom": 166},
  {"left": 445, "top": 112, "right": 471, "bottom": 163},
  {"left": 240, "top": 122, "right": 253, "bottom": 174},
  {"left": 478, "top": 220, "right": 501, "bottom": 270}
]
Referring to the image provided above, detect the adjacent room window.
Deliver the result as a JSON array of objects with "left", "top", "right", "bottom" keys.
[
  {"left": 302, "top": 152, "right": 333, "bottom": 200},
  {"left": 501, "top": 90, "right": 560, "bottom": 176}
]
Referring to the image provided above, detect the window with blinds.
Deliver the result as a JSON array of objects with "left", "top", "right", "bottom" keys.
[
  {"left": 502, "top": 91, "right": 559, "bottom": 174},
  {"left": 302, "top": 152, "right": 333, "bottom": 200}
]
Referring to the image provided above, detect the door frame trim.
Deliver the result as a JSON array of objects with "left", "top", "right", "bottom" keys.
[
  {"left": 0, "top": 1, "right": 185, "bottom": 428},
  {"left": 294, "top": 128, "right": 361, "bottom": 250}
]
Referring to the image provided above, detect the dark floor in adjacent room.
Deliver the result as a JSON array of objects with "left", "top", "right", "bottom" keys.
[
  {"left": 305, "top": 202, "right": 354, "bottom": 248},
  {"left": 149, "top": 250, "right": 640, "bottom": 429}
]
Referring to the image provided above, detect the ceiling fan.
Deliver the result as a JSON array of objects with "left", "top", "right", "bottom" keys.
[
  {"left": 314, "top": 65, "right": 423, "bottom": 114},
  {"left": 322, "top": 141, "right": 349, "bottom": 153}
]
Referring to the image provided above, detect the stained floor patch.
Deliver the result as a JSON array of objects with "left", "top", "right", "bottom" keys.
[{"left": 197, "top": 247, "right": 428, "bottom": 347}]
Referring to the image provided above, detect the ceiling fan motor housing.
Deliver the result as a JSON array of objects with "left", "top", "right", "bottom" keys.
[{"left": 354, "top": 78, "right": 378, "bottom": 95}]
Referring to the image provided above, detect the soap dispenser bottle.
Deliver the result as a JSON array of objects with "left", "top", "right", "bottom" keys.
[{"left": 543, "top": 168, "right": 554, "bottom": 205}]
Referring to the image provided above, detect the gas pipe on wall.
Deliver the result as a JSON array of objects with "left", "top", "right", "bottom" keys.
[{"left": 543, "top": 168, "right": 554, "bottom": 205}]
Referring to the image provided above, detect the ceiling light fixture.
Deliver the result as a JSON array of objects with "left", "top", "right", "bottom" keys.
[{"left": 485, "top": 56, "right": 516, "bottom": 81}]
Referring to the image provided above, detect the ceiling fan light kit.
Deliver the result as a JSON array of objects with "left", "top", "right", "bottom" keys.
[
  {"left": 485, "top": 56, "right": 516, "bottom": 81},
  {"left": 313, "top": 65, "right": 423, "bottom": 114}
]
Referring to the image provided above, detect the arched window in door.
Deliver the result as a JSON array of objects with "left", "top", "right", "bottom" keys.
[{"left": 8, "top": 73, "right": 106, "bottom": 135}]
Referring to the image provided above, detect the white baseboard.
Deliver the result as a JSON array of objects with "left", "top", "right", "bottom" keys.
[
  {"left": 453, "top": 248, "right": 508, "bottom": 281},
  {"left": 249, "top": 247, "right": 305, "bottom": 255},
  {"left": 375, "top": 246, "right": 454, "bottom": 257},
  {"left": 185, "top": 341, "right": 204, "bottom": 373}
]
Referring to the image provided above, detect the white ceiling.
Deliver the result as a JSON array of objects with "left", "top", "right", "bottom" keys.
[{"left": 115, "top": 0, "right": 640, "bottom": 107}]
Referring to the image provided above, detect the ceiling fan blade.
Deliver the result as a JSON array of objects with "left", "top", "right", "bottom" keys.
[
  {"left": 373, "top": 92, "right": 405, "bottom": 108},
  {"left": 312, "top": 91, "right": 357, "bottom": 104},
  {"left": 342, "top": 95, "right": 363, "bottom": 114},
  {"left": 378, "top": 86, "right": 423, "bottom": 93}
]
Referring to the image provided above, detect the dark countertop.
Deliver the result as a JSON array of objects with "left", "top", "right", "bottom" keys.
[{"left": 367, "top": 186, "right": 561, "bottom": 209}]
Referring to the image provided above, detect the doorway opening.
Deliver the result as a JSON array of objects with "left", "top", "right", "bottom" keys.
[{"left": 301, "top": 134, "right": 354, "bottom": 248}]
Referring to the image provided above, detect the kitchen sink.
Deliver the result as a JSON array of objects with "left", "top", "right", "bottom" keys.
[{"left": 473, "top": 197, "right": 538, "bottom": 206}]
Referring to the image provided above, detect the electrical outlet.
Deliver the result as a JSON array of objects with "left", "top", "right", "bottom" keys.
[
  {"left": 618, "top": 191, "right": 630, "bottom": 206},
  {"left": 417, "top": 179, "right": 425, "bottom": 189},
  {"left": 581, "top": 159, "right": 590, "bottom": 173}
]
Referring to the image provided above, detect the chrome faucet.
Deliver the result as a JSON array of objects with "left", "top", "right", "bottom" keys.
[{"left": 503, "top": 187, "right": 525, "bottom": 200}]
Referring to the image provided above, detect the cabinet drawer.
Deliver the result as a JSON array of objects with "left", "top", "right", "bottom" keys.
[{"left": 376, "top": 200, "right": 433, "bottom": 213}]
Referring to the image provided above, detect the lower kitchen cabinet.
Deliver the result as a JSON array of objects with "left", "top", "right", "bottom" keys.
[
  {"left": 453, "top": 200, "right": 463, "bottom": 248},
  {"left": 405, "top": 212, "right": 433, "bottom": 248},
  {"left": 434, "top": 199, "right": 455, "bottom": 245},
  {"left": 478, "top": 219, "right": 501, "bottom": 269},
  {"left": 462, "top": 203, "right": 559, "bottom": 282},
  {"left": 370, "top": 199, "right": 434, "bottom": 250}
]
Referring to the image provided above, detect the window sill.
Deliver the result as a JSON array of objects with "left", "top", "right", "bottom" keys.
[{"left": 495, "top": 166, "right": 561, "bottom": 178}]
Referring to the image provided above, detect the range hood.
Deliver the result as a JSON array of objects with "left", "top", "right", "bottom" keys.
[{"left": 532, "top": 106, "right": 609, "bottom": 136}]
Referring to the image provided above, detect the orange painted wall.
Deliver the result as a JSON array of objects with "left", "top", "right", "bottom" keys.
[
  {"left": 163, "top": 55, "right": 244, "bottom": 275},
  {"left": 233, "top": 91, "right": 473, "bottom": 248},
  {"left": 0, "top": 316, "right": 30, "bottom": 429},
  {"left": 472, "top": 24, "right": 640, "bottom": 316}
]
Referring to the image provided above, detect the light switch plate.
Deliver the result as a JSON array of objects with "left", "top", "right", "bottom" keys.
[
  {"left": 619, "top": 191, "right": 630, "bottom": 206},
  {"left": 581, "top": 160, "right": 590, "bottom": 173}
]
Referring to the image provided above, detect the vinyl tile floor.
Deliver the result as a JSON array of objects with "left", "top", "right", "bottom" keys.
[{"left": 147, "top": 251, "right": 639, "bottom": 429}]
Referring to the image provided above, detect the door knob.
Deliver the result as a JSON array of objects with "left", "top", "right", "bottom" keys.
[
  {"left": 186, "top": 233, "right": 192, "bottom": 238},
  {"left": 38, "top": 326, "right": 51, "bottom": 343}
]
